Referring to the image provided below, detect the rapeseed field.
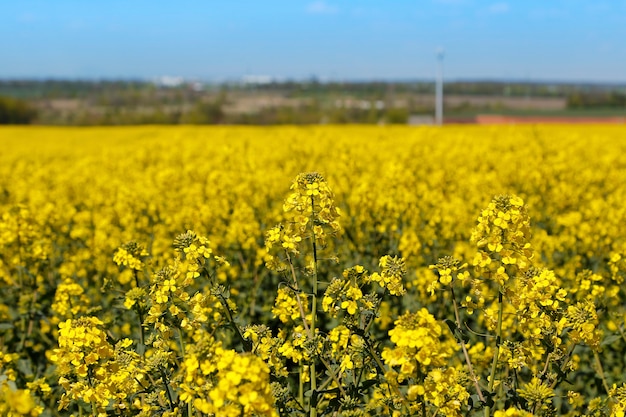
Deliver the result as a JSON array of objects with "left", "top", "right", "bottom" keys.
[{"left": 1, "top": 125, "right": 626, "bottom": 416}]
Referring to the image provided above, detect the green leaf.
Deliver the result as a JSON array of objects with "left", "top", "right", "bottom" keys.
[
  {"left": 0, "top": 323, "right": 14, "bottom": 331},
  {"left": 601, "top": 334, "right": 621, "bottom": 346}
]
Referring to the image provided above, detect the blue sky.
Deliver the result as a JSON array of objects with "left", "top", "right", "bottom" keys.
[{"left": 2, "top": 0, "right": 625, "bottom": 82}]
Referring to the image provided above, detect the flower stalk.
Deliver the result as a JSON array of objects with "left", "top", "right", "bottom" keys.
[{"left": 484, "top": 289, "right": 504, "bottom": 417}]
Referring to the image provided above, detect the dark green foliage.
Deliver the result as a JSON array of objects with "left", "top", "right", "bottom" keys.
[{"left": 0, "top": 96, "right": 37, "bottom": 124}]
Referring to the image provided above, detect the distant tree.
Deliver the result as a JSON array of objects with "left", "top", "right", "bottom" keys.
[
  {"left": 566, "top": 91, "right": 626, "bottom": 109},
  {"left": 0, "top": 96, "right": 37, "bottom": 124},
  {"left": 181, "top": 92, "right": 226, "bottom": 124},
  {"left": 566, "top": 92, "right": 584, "bottom": 109},
  {"left": 609, "top": 92, "right": 626, "bottom": 107},
  {"left": 385, "top": 108, "right": 408, "bottom": 124}
]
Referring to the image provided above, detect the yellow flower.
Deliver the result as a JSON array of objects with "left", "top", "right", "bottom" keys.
[
  {"left": 341, "top": 299, "right": 358, "bottom": 315},
  {"left": 272, "top": 287, "right": 306, "bottom": 323},
  {"left": 494, "top": 408, "right": 534, "bottom": 417},
  {"left": 518, "top": 377, "right": 554, "bottom": 409}
]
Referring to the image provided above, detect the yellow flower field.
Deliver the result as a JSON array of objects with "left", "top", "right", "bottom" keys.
[{"left": 1, "top": 125, "right": 626, "bottom": 416}]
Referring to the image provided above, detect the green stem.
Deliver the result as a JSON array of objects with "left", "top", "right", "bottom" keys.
[
  {"left": 18, "top": 280, "right": 37, "bottom": 352},
  {"left": 16, "top": 218, "right": 23, "bottom": 287},
  {"left": 218, "top": 292, "right": 251, "bottom": 351},
  {"left": 177, "top": 327, "right": 186, "bottom": 356},
  {"left": 160, "top": 366, "right": 175, "bottom": 411},
  {"left": 133, "top": 271, "right": 146, "bottom": 353},
  {"left": 355, "top": 366, "right": 366, "bottom": 390},
  {"left": 450, "top": 286, "right": 485, "bottom": 403},
  {"left": 417, "top": 365, "right": 426, "bottom": 417},
  {"left": 134, "top": 269, "right": 141, "bottom": 288},
  {"left": 484, "top": 289, "right": 504, "bottom": 417},
  {"left": 618, "top": 325, "right": 626, "bottom": 345},
  {"left": 317, "top": 355, "right": 348, "bottom": 398},
  {"left": 299, "top": 363, "right": 305, "bottom": 407},
  {"left": 550, "top": 343, "right": 576, "bottom": 390},
  {"left": 137, "top": 309, "right": 145, "bottom": 357},
  {"left": 309, "top": 195, "right": 318, "bottom": 417},
  {"left": 594, "top": 351, "right": 610, "bottom": 395},
  {"left": 365, "top": 340, "right": 387, "bottom": 380},
  {"left": 285, "top": 253, "right": 312, "bottom": 337},
  {"left": 17, "top": 317, "right": 27, "bottom": 352},
  {"left": 363, "top": 337, "right": 405, "bottom": 403},
  {"left": 363, "top": 288, "right": 387, "bottom": 335},
  {"left": 540, "top": 353, "right": 551, "bottom": 378}
]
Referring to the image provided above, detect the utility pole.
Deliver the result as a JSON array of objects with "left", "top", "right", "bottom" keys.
[{"left": 436, "top": 48, "right": 444, "bottom": 126}]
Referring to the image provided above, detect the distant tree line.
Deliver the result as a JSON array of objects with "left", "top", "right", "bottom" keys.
[
  {"left": 0, "top": 79, "right": 148, "bottom": 99},
  {"left": 1, "top": 79, "right": 624, "bottom": 125},
  {"left": 248, "top": 79, "right": 626, "bottom": 98},
  {"left": 4, "top": 79, "right": 625, "bottom": 100},
  {"left": 0, "top": 96, "right": 37, "bottom": 124},
  {"left": 566, "top": 91, "right": 626, "bottom": 109}
]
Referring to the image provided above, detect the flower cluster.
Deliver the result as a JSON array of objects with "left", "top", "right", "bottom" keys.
[
  {"left": 242, "top": 325, "right": 287, "bottom": 377},
  {"left": 565, "top": 300, "right": 602, "bottom": 350},
  {"left": 419, "top": 367, "right": 470, "bottom": 417},
  {"left": 323, "top": 265, "right": 373, "bottom": 316},
  {"left": 283, "top": 172, "right": 342, "bottom": 244},
  {"left": 508, "top": 267, "right": 568, "bottom": 343},
  {"left": 50, "top": 277, "right": 91, "bottom": 322},
  {"left": 180, "top": 331, "right": 277, "bottom": 417},
  {"left": 471, "top": 194, "right": 533, "bottom": 282},
  {"left": 517, "top": 377, "right": 555, "bottom": 413},
  {"left": 273, "top": 286, "right": 308, "bottom": 323},
  {"left": 0, "top": 381, "right": 42, "bottom": 417},
  {"left": 49, "top": 317, "right": 142, "bottom": 413},
  {"left": 428, "top": 255, "right": 469, "bottom": 294},
  {"left": 382, "top": 308, "right": 464, "bottom": 415},
  {"left": 113, "top": 241, "right": 148, "bottom": 271},
  {"left": 609, "top": 383, "right": 626, "bottom": 417},
  {"left": 383, "top": 308, "right": 457, "bottom": 371},
  {"left": 265, "top": 172, "right": 341, "bottom": 271},
  {"left": 141, "top": 231, "right": 231, "bottom": 338},
  {"left": 326, "top": 325, "right": 367, "bottom": 374},
  {"left": 371, "top": 255, "right": 407, "bottom": 296}
]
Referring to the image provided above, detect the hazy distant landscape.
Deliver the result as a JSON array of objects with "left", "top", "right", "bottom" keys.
[{"left": 1, "top": 78, "right": 625, "bottom": 125}]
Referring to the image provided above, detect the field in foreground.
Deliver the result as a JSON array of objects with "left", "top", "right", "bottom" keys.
[{"left": 1, "top": 125, "right": 626, "bottom": 416}]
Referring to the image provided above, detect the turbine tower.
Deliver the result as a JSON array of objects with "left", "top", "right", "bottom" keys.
[{"left": 435, "top": 48, "right": 445, "bottom": 126}]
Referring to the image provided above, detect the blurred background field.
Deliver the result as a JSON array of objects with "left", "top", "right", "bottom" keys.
[{"left": 1, "top": 79, "right": 625, "bottom": 126}]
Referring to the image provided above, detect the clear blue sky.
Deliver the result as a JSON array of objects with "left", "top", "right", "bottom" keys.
[{"left": 2, "top": 0, "right": 625, "bottom": 82}]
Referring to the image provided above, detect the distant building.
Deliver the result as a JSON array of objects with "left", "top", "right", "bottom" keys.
[
  {"left": 408, "top": 115, "right": 435, "bottom": 125},
  {"left": 241, "top": 75, "right": 274, "bottom": 85},
  {"left": 154, "top": 76, "right": 185, "bottom": 87}
]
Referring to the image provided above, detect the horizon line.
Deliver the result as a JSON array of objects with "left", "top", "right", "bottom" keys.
[{"left": 2, "top": 76, "right": 626, "bottom": 87}]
